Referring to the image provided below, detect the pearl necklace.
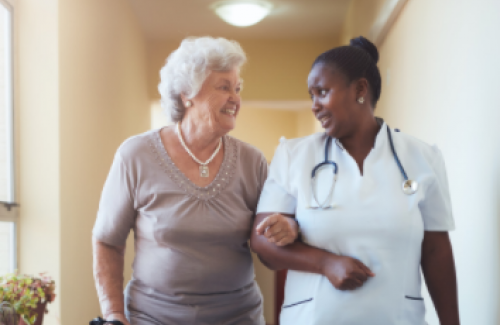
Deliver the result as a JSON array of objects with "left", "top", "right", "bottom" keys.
[{"left": 176, "top": 123, "right": 222, "bottom": 178}]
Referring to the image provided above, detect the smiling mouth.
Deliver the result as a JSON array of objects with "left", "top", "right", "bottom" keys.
[
  {"left": 318, "top": 115, "right": 331, "bottom": 126},
  {"left": 222, "top": 107, "right": 237, "bottom": 116}
]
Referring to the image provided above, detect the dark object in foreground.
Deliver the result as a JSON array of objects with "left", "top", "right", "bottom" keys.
[{"left": 89, "top": 316, "right": 124, "bottom": 325}]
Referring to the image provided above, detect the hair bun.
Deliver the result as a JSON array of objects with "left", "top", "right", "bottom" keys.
[{"left": 350, "top": 36, "right": 379, "bottom": 63}]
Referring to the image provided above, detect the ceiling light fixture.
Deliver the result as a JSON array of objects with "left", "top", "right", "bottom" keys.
[{"left": 212, "top": 0, "right": 273, "bottom": 27}]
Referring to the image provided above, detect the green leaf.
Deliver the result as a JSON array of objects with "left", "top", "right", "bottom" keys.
[{"left": 14, "top": 300, "right": 22, "bottom": 309}]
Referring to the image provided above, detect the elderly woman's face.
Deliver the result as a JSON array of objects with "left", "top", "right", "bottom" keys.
[{"left": 190, "top": 68, "right": 242, "bottom": 134}]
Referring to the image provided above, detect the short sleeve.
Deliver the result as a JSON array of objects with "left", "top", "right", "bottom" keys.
[
  {"left": 419, "top": 146, "right": 455, "bottom": 231},
  {"left": 92, "top": 151, "right": 137, "bottom": 246},
  {"left": 256, "top": 141, "right": 297, "bottom": 214}
]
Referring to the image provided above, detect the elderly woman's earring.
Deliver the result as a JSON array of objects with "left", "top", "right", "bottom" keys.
[
  {"left": 357, "top": 97, "right": 365, "bottom": 104},
  {"left": 185, "top": 100, "right": 193, "bottom": 108}
]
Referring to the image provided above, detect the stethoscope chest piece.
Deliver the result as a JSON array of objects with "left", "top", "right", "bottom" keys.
[
  {"left": 386, "top": 124, "right": 419, "bottom": 196},
  {"left": 402, "top": 179, "right": 418, "bottom": 195}
]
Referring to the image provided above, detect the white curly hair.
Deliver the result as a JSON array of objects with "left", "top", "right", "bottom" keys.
[{"left": 158, "top": 37, "right": 247, "bottom": 123}]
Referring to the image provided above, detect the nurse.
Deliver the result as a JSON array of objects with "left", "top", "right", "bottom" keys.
[{"left": 250, "top": 36, "right": 460, "bottom": 325}]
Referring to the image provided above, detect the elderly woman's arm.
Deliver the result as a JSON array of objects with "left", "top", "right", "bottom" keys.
[
  {"left": 421, "top": 232, "right": 460, "bottom": 325},
  {"left": 92, "top": 238, "right": 131, "bottom": 325},
  {"left": 251, "top": 212, "right": 374, "bottom": 290}
]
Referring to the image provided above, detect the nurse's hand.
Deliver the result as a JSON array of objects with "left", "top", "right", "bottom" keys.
[
  {"left": 322, "top": 255, "right": 375, "bottom": 290},
  {"left": 255, "top": 213, "right": 298, "bottom": 246}
]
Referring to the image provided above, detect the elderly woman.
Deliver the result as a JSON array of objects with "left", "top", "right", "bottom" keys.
[{"left": 92, "top": 37, "right": 298, "bottom": 325}]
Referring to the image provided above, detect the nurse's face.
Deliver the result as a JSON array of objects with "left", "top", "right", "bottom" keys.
[{"left": 308, "top": 63, "right": 360, "bottom": 139}]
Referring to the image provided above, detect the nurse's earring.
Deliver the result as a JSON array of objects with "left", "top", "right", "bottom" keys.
[
  {"left": 185, "top": 100, "right": 193, "bottom": 108},
  {"left": 357, "top": 97, "right": 365, "bottom": 104}
]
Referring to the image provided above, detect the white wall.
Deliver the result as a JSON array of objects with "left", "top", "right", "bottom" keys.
[{"left": 375, "top": 0, "right": 500, "bottom": 324}]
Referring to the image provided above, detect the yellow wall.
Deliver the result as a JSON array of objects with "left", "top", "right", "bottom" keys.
[
  {"left": 239, "top": 39, "right": 337, "bottom": 101},
  {"left": 340, "top": 0, "right": 386, "bottom": 45},
  {"left": 58, "top": 0, "right": 150, "bottom": 323},
  {"left": 17, "top": 0, "right": 61, "bottom": 323},
  {"left": 296, "top": 109, "right": 321, "bottom": 138},
  {"left": 230, "top": 108, "right": 298, "bottom": 161},
  {"left": 18, "top": 0, "right": 149, "bottom": 324},
  {"left": 147, "top": 38, "right": 337, "bottom": 101},
  {"left": 344, "top": 0, "right": 500, "bottom": 324}
]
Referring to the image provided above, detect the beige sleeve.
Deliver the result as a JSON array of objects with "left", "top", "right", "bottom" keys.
[{"left": 93, "top": 152, "right": 137, "bottom": 247}]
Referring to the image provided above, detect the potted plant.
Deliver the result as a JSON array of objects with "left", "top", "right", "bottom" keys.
[{"left": 0, "top": 272, "right": 56, "bottom": 325}]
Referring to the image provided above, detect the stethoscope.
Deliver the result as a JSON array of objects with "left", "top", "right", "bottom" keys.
[{"left": 309, "top": 125, "right": 418, "bottom": 209}]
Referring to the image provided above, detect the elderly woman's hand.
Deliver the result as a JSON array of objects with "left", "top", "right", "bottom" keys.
[{"left": 255, "top": 213, "right": 298, "bottom": 246}]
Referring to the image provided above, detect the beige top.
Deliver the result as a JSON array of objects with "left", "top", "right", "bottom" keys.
[{"left": 93, "top": 129, "right": 268, "bottom": 295}]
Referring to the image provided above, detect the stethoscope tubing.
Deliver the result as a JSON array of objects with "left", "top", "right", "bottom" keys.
[
  {"left": 309, "top": 123, "right": 417, "bottom": 209},
  {"left": 311, "top": 137, "right": 338, "bottom": 178},
  {"left": 386, "top": 126, "right": 409, "bottom": 181}
]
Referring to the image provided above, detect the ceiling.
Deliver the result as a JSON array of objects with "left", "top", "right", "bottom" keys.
[{"left": 128, "top": 0, "right": 352, "bottom": 40}]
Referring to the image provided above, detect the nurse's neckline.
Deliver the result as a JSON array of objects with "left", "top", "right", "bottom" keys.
[
  {"left": 332, "top": 117, "right": 386, "bottom": 151},
  {"left": 331, "top": 117, "right": 386, "bottom": 176}
]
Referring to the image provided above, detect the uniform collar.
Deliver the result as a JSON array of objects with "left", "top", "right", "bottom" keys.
[
  {"left": 333, "top": 117, "right": 387, "bottom": 151},
  {"left": 334, "top": 138, "right": 344, "bottom": 150}
]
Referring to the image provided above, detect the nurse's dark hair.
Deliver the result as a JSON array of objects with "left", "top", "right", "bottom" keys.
[{"left": 313, "top": 36, "right": 382, "bottom": 107}]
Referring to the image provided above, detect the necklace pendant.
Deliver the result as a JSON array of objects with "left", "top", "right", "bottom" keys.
[{"left": 200, "top": 165, "right": 209, "bottom": 178}]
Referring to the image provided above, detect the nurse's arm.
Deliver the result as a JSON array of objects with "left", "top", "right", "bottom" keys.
[
  {"left": 250, "top": 212, "right": 374, "bottom": 291},
  {"left": 421, "top": 231, "right": 460, "bottom": 325},
  {"left": 251, "top": 212, "right": 325, "bottom": 272},
  {"left": 92, "top": 238, "right": 131, "bottom": 325}
]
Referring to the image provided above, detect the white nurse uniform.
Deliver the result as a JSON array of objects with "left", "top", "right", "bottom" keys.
[{"left": 256, "top": 122, "right": 455, "bottom": 325}]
